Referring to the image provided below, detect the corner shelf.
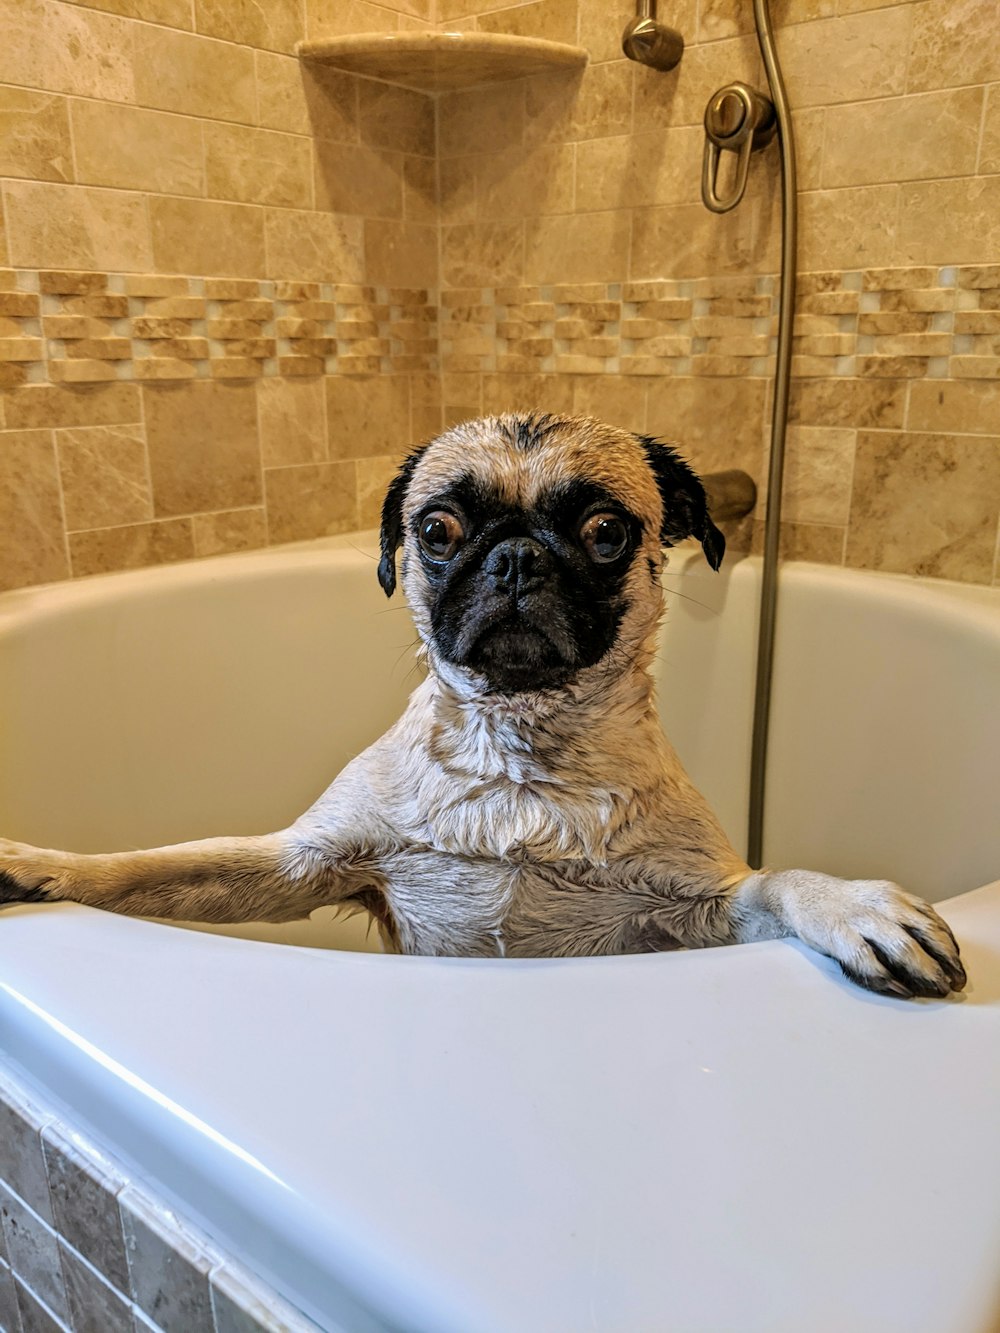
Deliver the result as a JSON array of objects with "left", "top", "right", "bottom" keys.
[{"left": 296, "top": 31, "right": 589, "bottom": 94}]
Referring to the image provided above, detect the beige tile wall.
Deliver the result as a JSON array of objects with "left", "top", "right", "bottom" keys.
[
  {"left": 422, "top": 0, "right": 1000, "bottom": 586},
  {"left": 2, "top": 0, "right": 999, "bottom": 592}
]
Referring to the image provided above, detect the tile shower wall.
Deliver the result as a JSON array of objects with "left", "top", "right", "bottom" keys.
[
  {"left": 0, "top": 1060, "right": 321, "bottom": 1333},
  {"left": 0, "top": 0, "right": 440, "bottom": 592},
  {"left": 434, "top": 0, "right": 1000, "bottom": 585},
  {"left": 2, "top": 0, "right": 999, "bottom": 594}
]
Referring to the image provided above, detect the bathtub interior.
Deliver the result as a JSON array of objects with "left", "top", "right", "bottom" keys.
[{"left": 1, "top": 538, "right": 998, "bottom": 954}]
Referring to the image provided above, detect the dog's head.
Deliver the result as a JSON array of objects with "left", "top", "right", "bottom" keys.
[{"left": 378, "top": 413, "right": 724, "bottom": 696}]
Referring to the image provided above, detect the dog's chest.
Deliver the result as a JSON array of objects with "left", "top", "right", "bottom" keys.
[{"left": 377, "top": 846, "right": 670, "bottom": 959}]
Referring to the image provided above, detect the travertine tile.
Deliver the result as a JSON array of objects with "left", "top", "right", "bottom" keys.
[
  {"left": 4, "top": 181, "right": 152, "bottom": 271},
  {"left": 3, "top": 383, "right": 140, "bottom": 430},
  {"left": 195, "top": 0, "right": 303, "bottom": 53},
  {"left": 908, "top": 0, "right": 1000, "bottom": 94},
  {"left": 0, "top": 0, "right": 135, "bottom": 102},
  {"left": 780, "top": 7, "right": 912, "bottom": 107},
  {"left": 524, "top": 212, "right": 630, "bottom": 284},
  {"left": 357, "top": 454, "right": 401, "bottom": 527},
  {"left": 326, "top": 375, "right": 410, "bottom": 457},
  {"left": 481, "top": 371, "right": 575, "bottom": 415},
  {"left": 799, "top": 185, "right": 899, "bottom": 270},
  {"left": 151, "top": 198, "right": 266, "bottom": 279},
  {"left": 257, "top": 377, "right": 327, "bottom": 466},
  {"left": 204, "top": 123, "right": 313, "bottom": 210},
  {"left": 365, "top": 218, "right": 437, "bottom": 289},
  {"left": 301, "top": 65, "right": 359, "bottom": 143},
  {"left": 750, "top": 519, "right": 846, "bottom": 563},
  {"left": 571, "top": 374, "right": 649, "bottom": 434},
  {"left": 314, "top": 142, "right": 403, "bottom": 218},
  {"left": 120, "top": 1188, "right": 214, "bottom": 1333},
  {"left": 265, "top": 460, "right": 358, "bottom": 542},
  {"left": 763, "top": 424, "right": 856, "bottom": 524},
  {"left": 0, "top": 88, "right": 72, "bottom": 183},
  {"left": 0, "top": 428, "right": 69, "bottom": 590},
  {"left": 475, "top": 0, "right": 578, "bottom": 42},
  {"left": 265, "top": 209, "right": 365, "bottom": 282},
  {"left": 0, "top": 1184, "right": 68, "bottom": 1324},
  {"left": 256, "top": 51, "right": 311, "bottom": 136},
  {"left": 71, "top": 102, "right": 204, "bottom": 197},
  {"left": 59, "top": 1244, "right": 134, "bottom": 1333},
  {"left": 980, "top": 86, "right": 1000, "bottom": 175},
  {"left": 822, "top": 87, "right": 983, "bottom": 188},
  {"left": 524, "top": 61, "right": 633, "bottom": 145},
  {"left": 789, "top": 377, "right": 906, "bottom": 429},
  {"left": 476, "top": 142, "right": 576, "bottom": 220},
  {"left": 441, "top": 222, "right": 524, "bottom": 288},
  {"left": 56, "top": 423, "right": 151, "bottom": 531},
  {"left": 357, "top": 81, "right": 435, "bottom": 158},
  {"left": 897, "top": 178, "right": 1000, "bottom": 265},
  {"left": 144, "top": 381, "right": 261, "bottom": 516},
  {"left": 0, "top": 1092, "right": 53, "bottom": 1223},
  {"left": 576, "top": 128, "right": 702, "bottom": 211},
  {"left": 908, "top": 380, "right": 1000, "bottom": 435},
  {"left": 0, "top": 1262, "right": 18, "bottom": 1333},
  {"left": 631, "top": 198, "right": 770, "bottom": 281},
  {"left": 403, "top": 154, "right": 437, "bottom": 224},
  {"left": 304, "top": 0, "right": 399, "bottom": 38},
  {"left": 69, "top": 518, "right": 195, "bottom": 577},
  {"left": 60, "top": 0, "right": 193, "bottom": 23},
  {"left": 192, "top": 508, "right": 268, "bottom": 556},
  {"left": 647, "top": 376, "right": 768, "bottom": 476},
  {"left": 41, "top": 1124, "right": 129, "bottom": 1292},
  {"left": 438, "top": 83, "right": 524, "bottom": 159},
  {"left": 132, "top": 24, "right": 256, "bottom": 125},
  {"left": 847, "top": 430, "right": 1000, "bottom": 582}
]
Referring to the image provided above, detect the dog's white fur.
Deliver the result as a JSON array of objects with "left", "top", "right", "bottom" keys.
[{"left": 0, "top": 415, "right": 965, "bottom": 999}]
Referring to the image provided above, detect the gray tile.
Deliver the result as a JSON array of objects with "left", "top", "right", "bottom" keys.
[
  {"left": 41, "top": 1128, "right": 129, "bottom": 1293},
  {"left": 11, "top": 1280, "right": 66, "bottom": 1333},
  {"left": 210, "top": 1265, "right": 320, "bottom": 1333},
  {"left": 0, "top": 1092, "right": 54, "bottom": 1225},
  {"left": 58, "top": 1245, "right": 133, "bottom": 1333},
  {"left": 0, "top": 1188, "right": 67, "bottom": 1326},
  {"left": 0, "top": 1259, "right": 23, "bottom": 1333},
  {"left": 119, "top": 1189, "right": 214, "bottom": 1333}
]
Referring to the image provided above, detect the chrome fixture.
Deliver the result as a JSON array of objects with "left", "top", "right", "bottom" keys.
[
  {"left": 622, "top": 0, "right": 683, "bottom": 72},
  {"left": 701, "top": 82, "right": 776, "bottom": 213}
]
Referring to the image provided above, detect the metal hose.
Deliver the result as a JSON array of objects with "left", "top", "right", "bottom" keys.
[{"left": 746, "top": 0, "right": 797, "bottom": 868}]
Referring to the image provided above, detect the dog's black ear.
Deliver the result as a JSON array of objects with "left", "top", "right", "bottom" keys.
[
  {"left": 378, "top": 445, "right": 428, "bottom": 597},
  {"left": 638, "top": 436, "right": 726, "bottom": 571}
]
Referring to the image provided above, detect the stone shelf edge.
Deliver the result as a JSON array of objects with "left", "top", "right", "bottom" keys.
[{"left": 295, "top": 31, "right": 589, "bottom": 93}]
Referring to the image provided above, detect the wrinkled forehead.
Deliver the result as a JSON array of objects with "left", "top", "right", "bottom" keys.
[{"left": 404, "top": 416, "right": 660, "bottom": 528}]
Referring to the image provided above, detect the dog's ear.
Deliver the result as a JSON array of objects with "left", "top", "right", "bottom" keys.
[
  {"left": 378, "top": 444, "right": 428, "bottom": 597},
  {"left": 637, "top": 436, "right": 725, "bottom": 571}
]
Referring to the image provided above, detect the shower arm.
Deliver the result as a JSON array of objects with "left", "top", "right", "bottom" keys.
[{"left": 622, "top": 0, "right": 684, "bottom": 72}]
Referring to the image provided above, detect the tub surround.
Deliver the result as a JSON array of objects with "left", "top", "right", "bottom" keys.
[
  {"left": 0, "top": 1062, "right": 322, "bottom": 1333},
  {"left": 1, "top": 886, "right": 999, "bottom": 1333}
]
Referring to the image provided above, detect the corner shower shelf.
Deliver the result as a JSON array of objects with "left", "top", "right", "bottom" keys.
[{"left": 295, "top": 31, "right": 589, "bottom": 93}]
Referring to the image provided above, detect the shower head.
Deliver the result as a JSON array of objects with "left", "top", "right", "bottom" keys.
[{"left": 622, "top": 0, "right": 683, "bottom": 72}]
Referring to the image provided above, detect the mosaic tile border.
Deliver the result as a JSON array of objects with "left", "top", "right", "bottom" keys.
[
  {"left": 0, "top": 270, "right": 438, "bottom": 389},
  {"left": 3, "top": 265, "right": 1000, "bottom": 390},
  {"left": 440, "top": 265, "right": 1000, "bottom": 381},
  {"left": 0, "top": 1060, "right": 321, "bottom": 1333}
]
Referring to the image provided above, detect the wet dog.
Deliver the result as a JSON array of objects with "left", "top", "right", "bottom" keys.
[{"left": 0, "top": 413, "right": 965, "bottom": 997}]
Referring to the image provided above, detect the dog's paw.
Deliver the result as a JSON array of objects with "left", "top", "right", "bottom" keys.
[
  {"left": 767, "top": 871, "right": 966, "bottom": 999},
  {"left": 0, "top": 840, "right": 65, "bottom": 908}
]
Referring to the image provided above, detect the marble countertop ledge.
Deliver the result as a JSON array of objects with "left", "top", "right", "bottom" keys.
[{"left": 295, "top": 31, "right": 590, "bottom": 93}]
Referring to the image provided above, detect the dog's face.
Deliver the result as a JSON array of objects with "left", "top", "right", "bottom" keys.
[{"left": 378, "top": 414, "right": 724, "bottom": 696}]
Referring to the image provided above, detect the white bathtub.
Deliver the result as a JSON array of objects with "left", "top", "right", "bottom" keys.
[{"left": 2, "top": 536, "right": 1000, "bottom": 1333}]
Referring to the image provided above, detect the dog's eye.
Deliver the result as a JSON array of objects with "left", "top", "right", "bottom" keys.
[
  {"left": 579, "top": 513, "right": 629, "bottom": 563},
  {"left": 418, "top": 510, "right": 465, "bottom": 561}
]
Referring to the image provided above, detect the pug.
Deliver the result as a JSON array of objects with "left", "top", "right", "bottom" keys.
[{"left": 0, "top": 413, "right": 965, "bottom": 999}]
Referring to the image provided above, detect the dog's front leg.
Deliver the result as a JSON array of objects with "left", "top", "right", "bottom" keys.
[
  {"left": 729, "top": 869, "right": 966, "bottom": 998},
  {"left": 0, "top": 829, "right": 368, "bottom": 925}
]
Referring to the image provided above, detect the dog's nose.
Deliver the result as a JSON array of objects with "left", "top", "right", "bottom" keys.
[{"left": 484, "top": 537, "right": 552, "bottom": 595}]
